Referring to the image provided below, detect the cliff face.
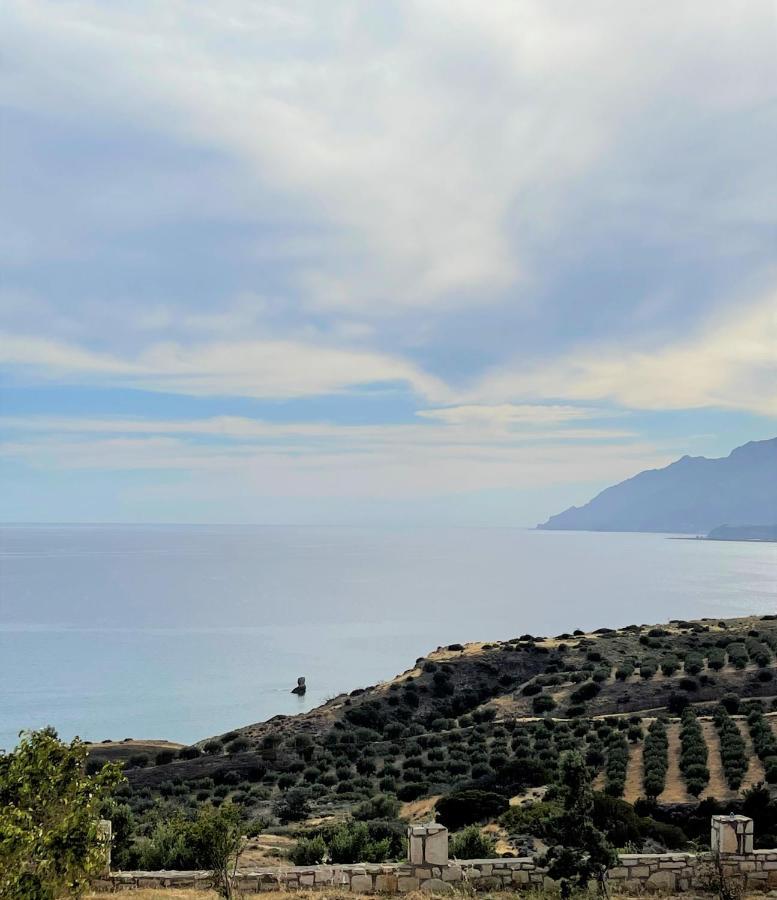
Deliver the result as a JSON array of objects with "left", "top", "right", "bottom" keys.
[{"left": 538, "top": 437, "right": 777, "bottom": 534}]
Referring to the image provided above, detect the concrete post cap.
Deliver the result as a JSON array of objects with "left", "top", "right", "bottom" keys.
[{"left": 407, "top": 824, "right": 446, "bottom": 835}]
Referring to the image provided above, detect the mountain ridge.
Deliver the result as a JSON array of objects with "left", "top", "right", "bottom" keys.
[{"left": 538, "top": 437, "right": 777, "bottom": 534}]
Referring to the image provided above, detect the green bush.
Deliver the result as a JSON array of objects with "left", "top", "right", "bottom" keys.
[
  {"left": 450, "top": 825, "right": 496, "bottom": 859},
  {"left": 290, "top": 834, "right": 327, "bottom": 866},
  {"left": 328, "top": 822, "right": 391, "bottom": 864},
  {"left": 500, "top": 800, "right": 561, "bottom": 838},
  {"left": 273, "top": 788, "right": 310, "bottom": 823},
  {"left": 570, "top": 681, "right": 601, "bottom": 704},
  {"left": 615, "top": 662, "right": 635, "bottom": 681},
  {"left": 352, "top": 794, "right": 400, "bottom": 821},
  {"left": 533, "top": 694, "right": 556, "bottom": 714}
]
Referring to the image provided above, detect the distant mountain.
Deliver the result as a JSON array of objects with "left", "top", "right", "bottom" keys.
[
  {"left": 706, "top": 524, "right": 777, "bottom": 542},
  {"left": 538, "top": 437, "right": 777, "bottom": 534}
]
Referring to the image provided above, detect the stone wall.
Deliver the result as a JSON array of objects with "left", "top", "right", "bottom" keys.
[{"left": 93, "top": 817, "right": 777, "bottom": 894}]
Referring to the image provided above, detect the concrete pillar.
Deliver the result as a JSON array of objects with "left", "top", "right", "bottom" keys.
[
  {"left": 97, "top": 819, "right": 112, "bottom": 875},
  {"left": 711, "top": 815, "right": 753, "bottom": 855},
  {"left": 407, "top": 824, "right": 448, "bottom": 865}
]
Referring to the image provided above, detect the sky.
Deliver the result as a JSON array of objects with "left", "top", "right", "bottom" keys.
[{"left": 0, "top": 1, "right": 775, "bottom": 526}]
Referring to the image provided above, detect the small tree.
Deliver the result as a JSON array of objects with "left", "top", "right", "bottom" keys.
[
  {"left": 190, "top": 802, "right": 245, "bottom": 900},
  {"left": 272, "top": 787, "right": 310, "bottom": 823},
  {"left": 0, "top": 728, "right": 123, "bottom": 900},
  {"left": 542, "top": 751, "right": 617, "bottom": 898}
]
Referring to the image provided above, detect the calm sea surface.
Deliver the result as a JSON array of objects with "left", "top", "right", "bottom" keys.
[{"left": 1, "top": 524, "right": 775, "bottom": 749}]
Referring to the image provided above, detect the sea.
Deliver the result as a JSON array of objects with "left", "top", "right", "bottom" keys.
[{"left": 1, "top": 524, "right": 775, "bottom": 750}]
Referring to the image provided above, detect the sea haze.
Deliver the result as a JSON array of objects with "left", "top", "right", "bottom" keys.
[{"left": 1, "top": 524, "right": 775, "bottom": 749}]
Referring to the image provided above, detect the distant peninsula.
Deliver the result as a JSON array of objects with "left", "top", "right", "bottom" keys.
[
  {"left": 706, "top": 524, "right": 777, "bottom": 542},
  {"left": 538, "top": 436, "right": 777, "bottom": 534}
]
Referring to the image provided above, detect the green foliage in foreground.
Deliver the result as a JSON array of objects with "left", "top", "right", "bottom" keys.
[
  {"left": 290, "top": 821, "right": 405, "bottom": 866},
  {"left": 0, "top": 728, "right": 123, "bottom": 900}
]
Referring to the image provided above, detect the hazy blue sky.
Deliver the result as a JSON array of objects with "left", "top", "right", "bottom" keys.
[{"left": 1, "top": 1, "right": 775, "bottom": 525}]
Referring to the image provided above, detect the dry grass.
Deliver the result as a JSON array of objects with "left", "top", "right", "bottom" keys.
[{"left": 400, "top": 795, "right": 441, "bottom": 822}]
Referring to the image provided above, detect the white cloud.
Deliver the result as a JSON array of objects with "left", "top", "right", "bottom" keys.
[
  {"left": 417, "top": 403, "right": 614, "bottom": 426},
  {"left": 470, "top": 293, "right": 777, "bottom": 417},
  {"left": 3, "top": 1, "right": 773, "bottom": 313},
  {"left": 0, "top": 332, "right": 448, "bottom": 400}
]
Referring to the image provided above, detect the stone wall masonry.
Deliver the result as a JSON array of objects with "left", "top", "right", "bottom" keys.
[
  {"left": 93, "top": 818, "right": 777, "bottom": 894},
  {"left": 92, "top": 851, "right": 777, "bottom": 895}
]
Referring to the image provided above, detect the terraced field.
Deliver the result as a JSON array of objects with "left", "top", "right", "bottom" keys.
[{"left": 112, "top": 615, "right": 777, "bottom": 842}]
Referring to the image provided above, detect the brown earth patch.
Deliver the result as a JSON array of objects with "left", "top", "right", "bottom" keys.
[
  {"left": 738, "top": 719, "right": 766, "bottom": 789},
  {"left": 658, "top": 722, "right": 691, "bottom": 803},
  {"left": 623, "top": 740, "right": 645, "bottom": 804},
  {"left": 400, "top": 794, "right": 441, "bottom": 822},
  {"left": 700, "top": 719, "right": 736, "bottom": 801}
]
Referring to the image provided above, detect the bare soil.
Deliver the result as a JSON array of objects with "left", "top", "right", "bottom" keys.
[{"left": 658, "top": 722, "right": 691, "bottom": 804}]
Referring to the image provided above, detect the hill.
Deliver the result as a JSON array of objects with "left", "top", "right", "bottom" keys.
[
  {"left": 537, "top": 437, "right": 777, "bottom": 533},
  {"left": 707, "top": 524, "right": 777, "bottom": 542},
  {"left": 111, "top": 613, "right": 777, "bottom": 858}
]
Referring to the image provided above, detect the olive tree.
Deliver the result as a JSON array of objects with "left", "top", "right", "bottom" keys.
[{"left": 542, "top": 751, "right": 617, "bottom": 898}]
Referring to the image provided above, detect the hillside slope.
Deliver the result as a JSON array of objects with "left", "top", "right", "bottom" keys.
[
  {"left": 538, "top": 437, "right": 777, "bottom": 533},
  {"left": 117, "top": 614, "right": 777, "bottom": 828}
]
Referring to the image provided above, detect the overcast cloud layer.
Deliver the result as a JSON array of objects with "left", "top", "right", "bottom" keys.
[{"left": 1, "top": 1, "right": 775, "bottom": 524}]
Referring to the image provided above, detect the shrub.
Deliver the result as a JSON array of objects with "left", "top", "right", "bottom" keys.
[
  {"left": 683, "top": 652, "right": 704, "bottom": 675},
  {"left": 570, "top": 681, "right": 601, "bottom": 704},
  {"left": 178, "top": 745, "right": 202, "bottom": 760},
  {"left": 291, "top": 834, "right": 327, "bottom": 866},
  {"left": 615, "top": 662, "right": 635, "bottom": 680},
  {"left": 660, "top": 655, "right": 679, "bottom": 677},
  {"left": 273, "top": 788, "right": 310, "bottom": 823},
  {"left": 450, "top": 825, "right": 496, "bottom": 859},
  {"left": 225, "top": 737, "right": 250, "bottom": 754},
  {"left": 353, "top": 794, "right": 400, "bottom": 821},
  {"left": 328, "top": 822, "right": 392, "bottom": 864},
  {"left": 533, "top": 694, "right": 557, "bottom": 714},
  {"left": 127, "top": 753, "right": 150, "bottom": 769},
  {"left": 435, "top": 790, "right": 509, "bottom": 829},
  {"left": 728, "top": 642, "right": 749, "bottom": 669},
  {"left": 155, "top": 749, "right": 176, "bottom": 765},
  {"left": 639, "top": 658, "right": 658, "bottom": 680},
  {"left": 397, "top": 782, "right": 427, "bottom": 802}
]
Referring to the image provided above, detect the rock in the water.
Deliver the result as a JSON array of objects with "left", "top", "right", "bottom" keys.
[{"left": 291, "top": 676, "right": 306, "bottom": 695}]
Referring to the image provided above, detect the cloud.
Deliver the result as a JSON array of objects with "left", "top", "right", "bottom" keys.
[
  {"left": 3, "top": 0, "right": 774, "bottom": 316},
  {"left": 417, "top": 403, "right": 614, "bottom": 426},
  {"left": 470, "top": 293, "right": 777, "bottom": 417},
  {"left": 0, "top": 416, "right": 661, "bottom": 499},
  {"left": 0, "top": 332, "right": 448, "bottom": 400}
]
